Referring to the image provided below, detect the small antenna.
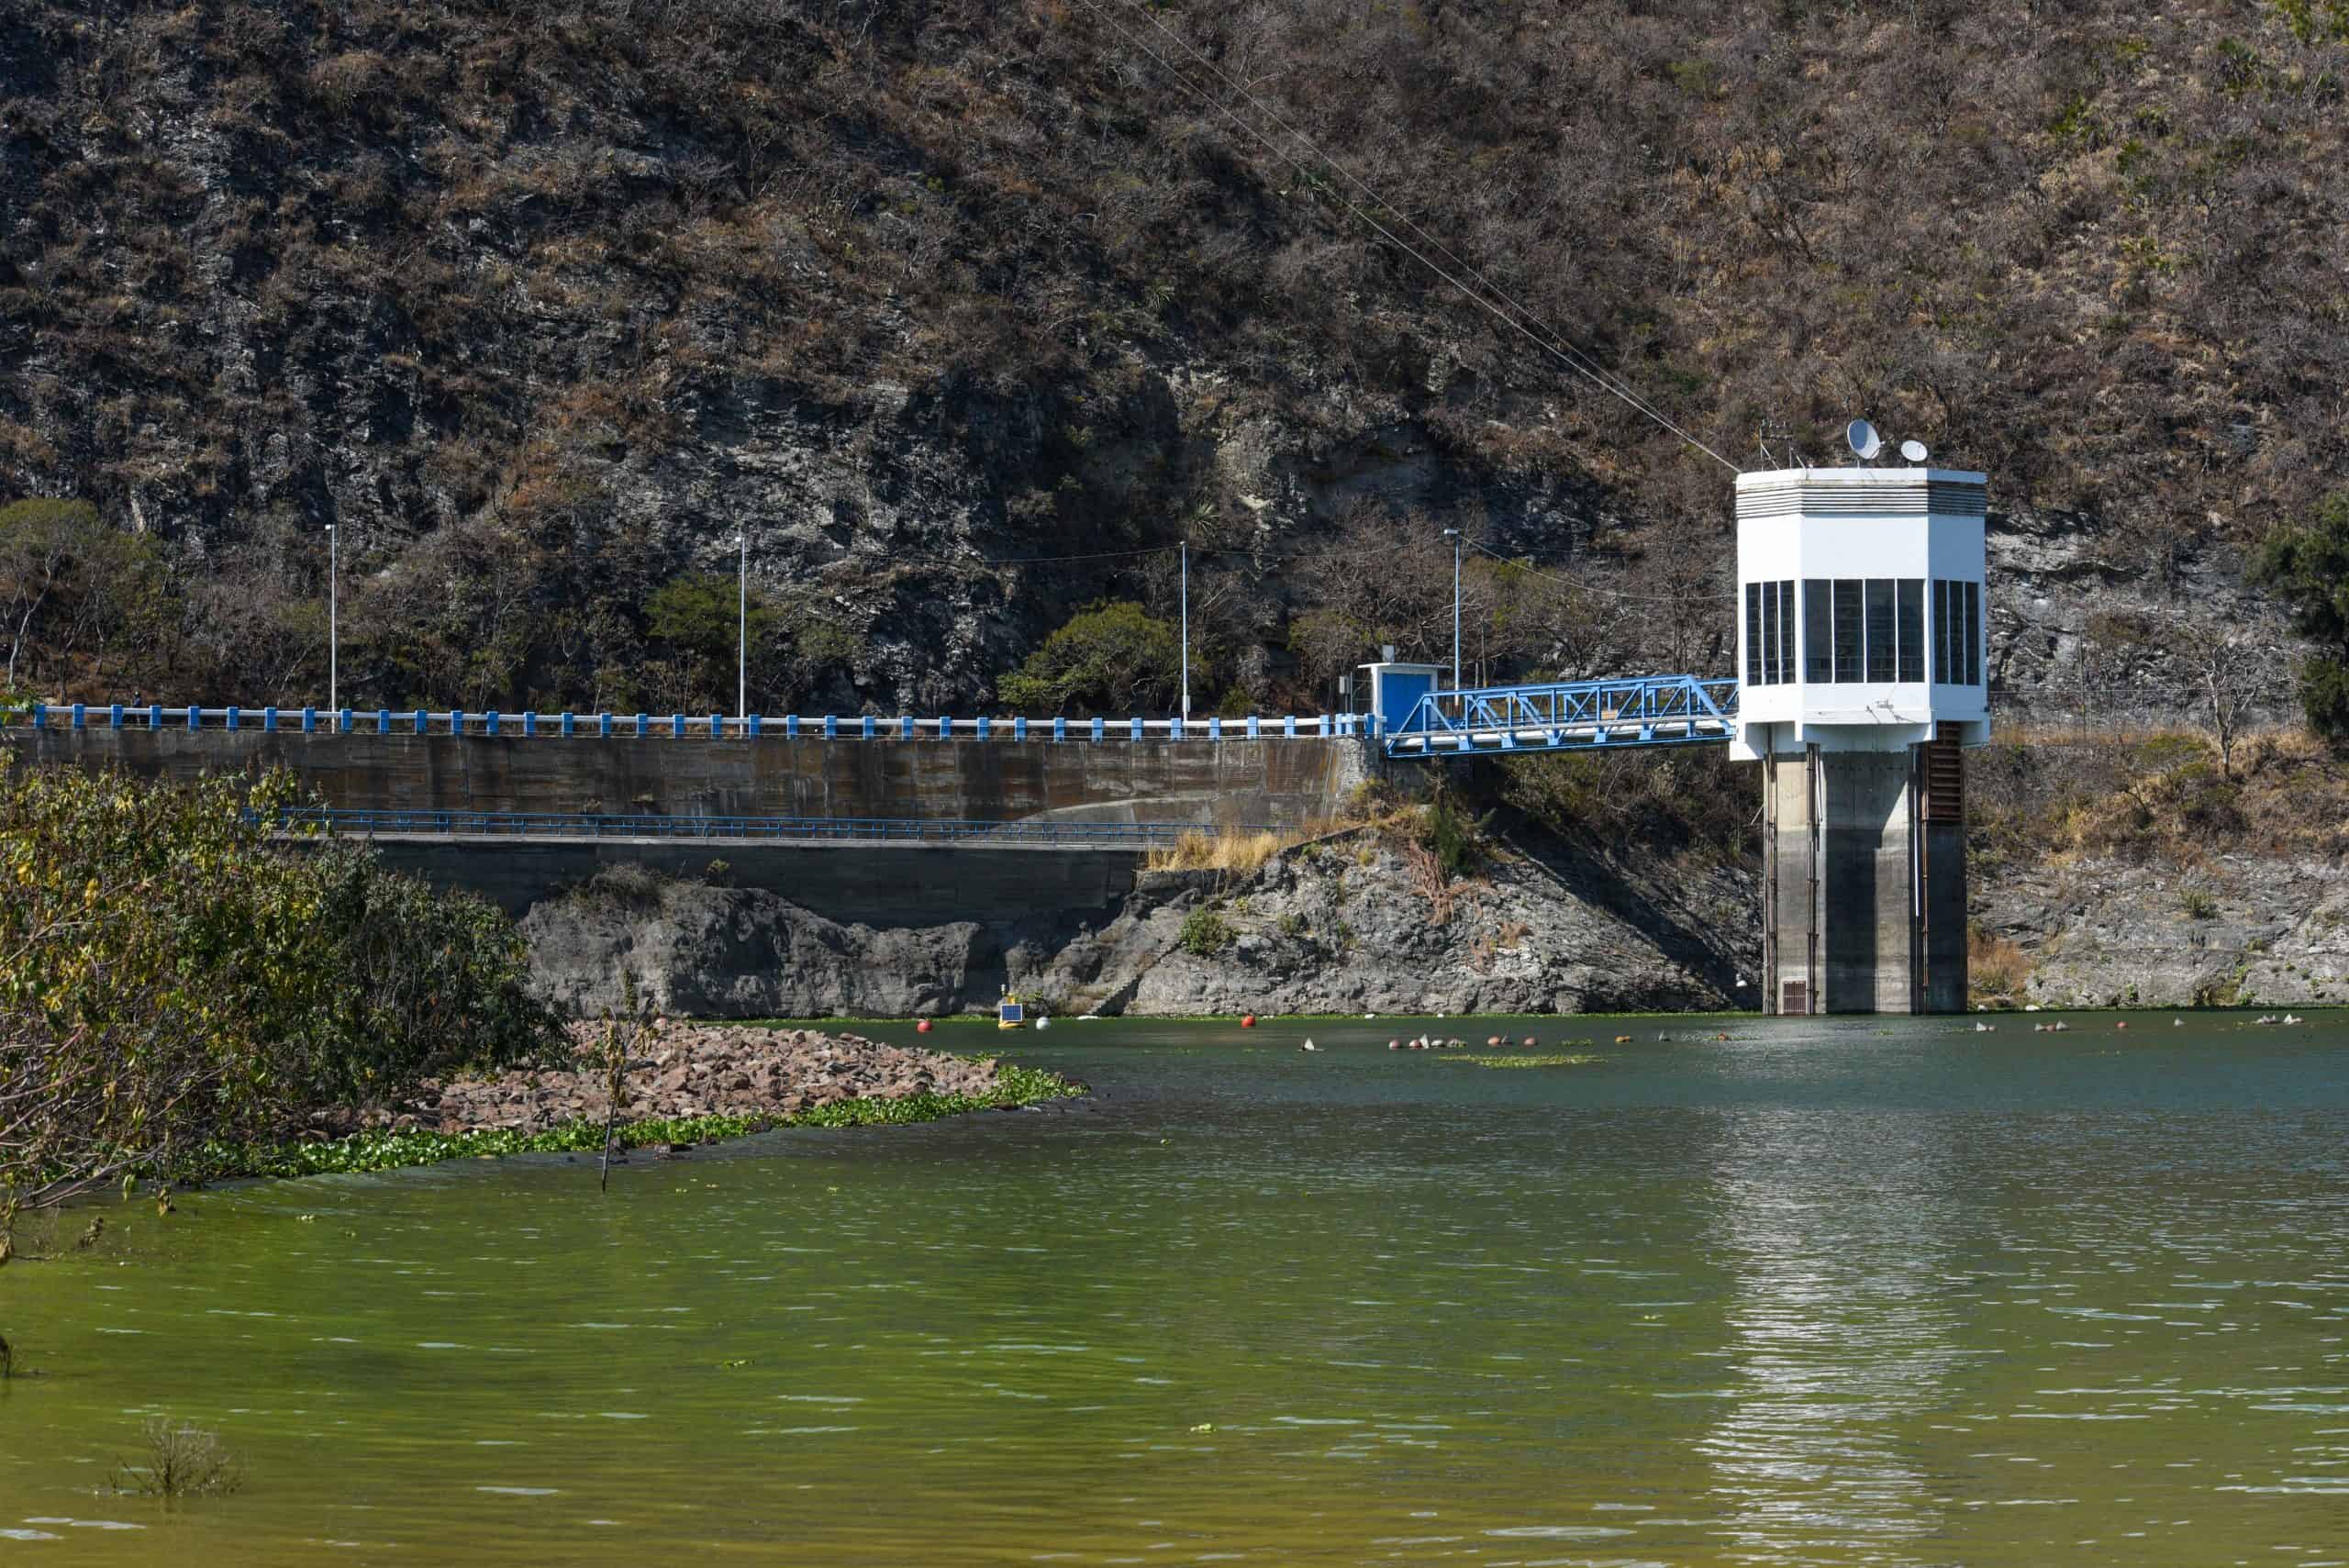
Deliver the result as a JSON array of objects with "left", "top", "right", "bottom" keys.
[
  {"left": 1846, "top": 418, "right": 1883, "bottom": 462},
  {"left": 1899, "top": 439, "right": 1929, "bottom": 463}
]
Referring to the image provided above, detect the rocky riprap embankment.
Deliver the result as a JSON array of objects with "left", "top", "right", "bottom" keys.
[{"left": 406, "top": 1022, "right": 1005, "bottom": 1136}]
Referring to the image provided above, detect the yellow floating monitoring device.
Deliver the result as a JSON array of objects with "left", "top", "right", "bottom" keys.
[{"left": 996, "top": 995, "right": 1026, "bottom": 1030}]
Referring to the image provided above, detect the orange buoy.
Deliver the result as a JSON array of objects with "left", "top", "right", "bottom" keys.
[
  {"left": 1614, "top": 1035, "right": 1631, "bottom": 1044},
  {"left": 916, "top": 1018, "right": 932, "bottom": 1034},
  {"left": 1241, "top": 1015, "right": 1257, "bottom": 1028}
]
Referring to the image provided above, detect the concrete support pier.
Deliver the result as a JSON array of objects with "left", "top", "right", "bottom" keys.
[{"left": 1763, "top": 733, "right": 1966, "bottom": 1014}]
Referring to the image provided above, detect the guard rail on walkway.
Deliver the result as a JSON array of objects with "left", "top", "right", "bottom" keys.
[
  {"left": 277, "top": 807, "right": 1254, "bottom": 849},
  {"left": 23, "top": 704, "right": 1375, "bottom": 741}
]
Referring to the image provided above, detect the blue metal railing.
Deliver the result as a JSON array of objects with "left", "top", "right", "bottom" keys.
[
  {"left": 1384, "top": 674, "right": 1739, "bottom": 758},
  {"left": 18, "top": 684, "right": 1741, "bottom": 761},
  {"left": 19, "top": 703, "right": 1374, "bottom": 742},
  {"left": 276, "top": 807, "right": 1253, "bottom": 848}
]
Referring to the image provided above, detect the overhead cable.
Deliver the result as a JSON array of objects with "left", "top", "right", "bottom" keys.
[
  {"left": 833, "top": 542, "right": 1181, "bottom": 569},
  {"left": 1063, "top": 0, "right": 1742, "bottom": 474},
  {"left": 1467, "top": 537, "right": 1733, "bottom": 605}
]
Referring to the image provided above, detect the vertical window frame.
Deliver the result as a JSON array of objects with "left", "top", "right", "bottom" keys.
[
  {"left": 1832, "top": 578, "right": 1864, "bottom": 683},
  {"left": 1864, "top": 578, "right": 1896, "bottom": 683},
  {"left": 1745, "top": 582, "right": 1764, "bottom": 686},
  {"left": 1776, "top": 582, "right": 1796, "bottom": 687},
  {"left": 1896, "top": 578, "right": 1923, "bottom": 683},
  {"left": 1964, "top": 580, "right": 1982, "bottom": 686},
  {"left": 1804, "top": 579, "right": 1832, "bottom": 684}
]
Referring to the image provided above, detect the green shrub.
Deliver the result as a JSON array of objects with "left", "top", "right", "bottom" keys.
[
  {"left": 1178, "top": 905, "right": 1234, "bottom": 956},
  {"left": 2255, "top": 493, "right": 2349, "bottom": 749},
  {"left": 1419, "top": 790, "right": 1485, "bottom": 879},
  {"left": 2180, "top": 886, "right": 2220, "bottom": 918},
  {"left": 0, "top": 760, "right": 556, "bottom": 1220},
  {"left": 997, "top": 601, "right": 1183, "bottom": 715},
  {"left": 647, "top": 573, "right": 780, "bottom": 663}
]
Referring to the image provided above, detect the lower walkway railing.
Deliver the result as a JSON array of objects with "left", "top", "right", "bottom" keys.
[{"left": 277, "top": 807, "right": 1251, "bottom": 849}]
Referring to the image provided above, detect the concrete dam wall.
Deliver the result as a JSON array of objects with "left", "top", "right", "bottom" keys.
[{"left": 2, "top": 727, "right": 1369, "bottom": 829}]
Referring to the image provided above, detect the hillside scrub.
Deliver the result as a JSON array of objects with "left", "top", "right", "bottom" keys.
[
  {"left": 1968, "top": 728, "right": 2349, "bottom": 875},
  {"left": 1, "top": 2, "right": 2342, "bottom": 714},
  {"left": 0, "top": 760, "right": 557, "bottom": 1224},
  {"left": 1497, "top": 747, "right": 1757, "bottom": 865}
]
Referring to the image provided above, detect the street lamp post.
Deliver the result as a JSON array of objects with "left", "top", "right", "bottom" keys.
[
  {"left": 326, "top": 524, "right": 338, "bottom": 722},
  {"left": 1179, "top": 539, "right": 1190, "bottom": 720},
  {"left": 1442, "top": 528, "right": 1462, "bottom": 689},
  {"left": 737, "top": 531, "right": 748, "bottom": 725}
]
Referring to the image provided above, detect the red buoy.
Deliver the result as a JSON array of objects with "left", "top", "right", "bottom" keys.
[
  {"left": 917, "top": 1018, "right": 933, "bottom": 1033},
  {"left": 1241, "top": 1015, "right": 1256, "bottom": 1028}
]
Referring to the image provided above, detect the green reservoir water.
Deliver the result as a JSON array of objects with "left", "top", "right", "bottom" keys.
[{"left": 4, "top": 1014, "right": 2348, "bottom": 1565}]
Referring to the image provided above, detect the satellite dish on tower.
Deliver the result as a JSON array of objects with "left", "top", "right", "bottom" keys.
[
  {"left": 1899, "top": 439, "right": 1929, "bottom": 463},
  {"left": 1846, "top": 418, "right": 1883, "bottom": 462}
]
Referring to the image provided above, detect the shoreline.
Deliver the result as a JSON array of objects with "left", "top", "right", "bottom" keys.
[
  {"left": 740, "top": 1002, "right": 2349, "bottom": 1028},
  {"left": 179, "top": 1024, "right": 1085, "bottom": 1185}
]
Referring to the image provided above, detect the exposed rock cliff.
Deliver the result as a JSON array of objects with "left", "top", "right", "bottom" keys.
[
  {"left": 520, "top": 825, "right": 1756, "bottom": 1019},
  {"left": 1984, "top": 855, "right": 2349, "bottom": 1010}
]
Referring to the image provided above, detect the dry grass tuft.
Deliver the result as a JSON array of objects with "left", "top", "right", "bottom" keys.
[
  {"left": 1146, "top": 828, "right": 1287, "bottom": 873},
  {"left": 1969, "top": 928, "right": 2033, "bottom": 1007}
]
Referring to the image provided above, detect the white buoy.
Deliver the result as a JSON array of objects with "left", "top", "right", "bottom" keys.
[
  {"left": 1036, "top": 1016, "right": 1051, "bottom": 1031},
  {"left": 1300, "top": 1038, "right": 1318, "bottom": 1052}
]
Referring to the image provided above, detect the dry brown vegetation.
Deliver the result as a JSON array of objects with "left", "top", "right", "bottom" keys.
[
  {"left": 1968, "top": 928, "right": 2034, "bottom": 1008},
  {"left": 1, "top": 1, "right": 2344, "bottom": 711},
  {"left": 1144, "top": 827, "right": 1291, "bottom": 875},
  {"left": 1969, "top": 728, "right": 2349, "bottom": 875}
]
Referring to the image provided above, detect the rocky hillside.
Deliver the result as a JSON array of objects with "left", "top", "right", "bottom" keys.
[{"left": 4, "top": 0, "right": 2342, "bottom": 718}]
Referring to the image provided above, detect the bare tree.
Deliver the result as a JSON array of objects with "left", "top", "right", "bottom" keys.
[{"left": 2177, "top": 616, "right": 2290, "bottom": 777}]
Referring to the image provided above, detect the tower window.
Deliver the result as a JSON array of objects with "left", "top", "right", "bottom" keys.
[
  {"left": 1931, "top": 578, "right": 1984, "bottom": 686},
  {"left": 1865, "top": 579, "right": 1897, "bottom": 682},
  {"left": 1804, "top": 580, "right": 1831, "bottom": 683},
  {"left": 1832, "top": 579, "right": 1864, "bottom": 682},
  {"left": 1744, "top": 579, "right": 1798, "bottom": 684},
  {"left": 1897, "top": 578, "right": 1924, "bottom": 683}
]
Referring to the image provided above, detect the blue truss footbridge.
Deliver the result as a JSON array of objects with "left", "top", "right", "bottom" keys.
[{"left": 1380, "top": 674, "right": 1738, "bottom": 760}]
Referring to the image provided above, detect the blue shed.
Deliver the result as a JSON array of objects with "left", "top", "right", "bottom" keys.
[{"left": 1362, "top": 662, "right": 1442, "bottom": 738}]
